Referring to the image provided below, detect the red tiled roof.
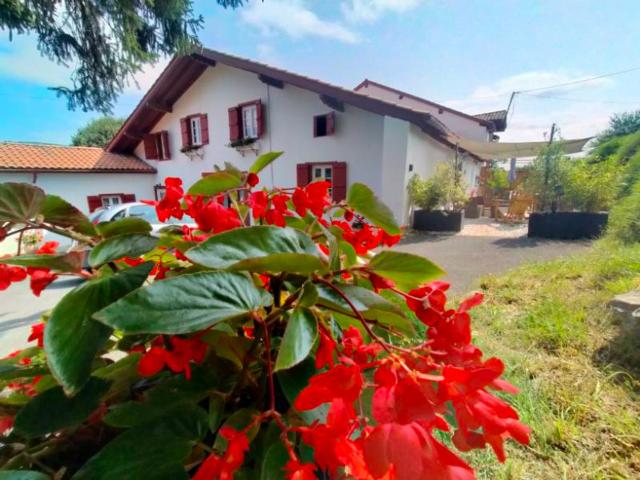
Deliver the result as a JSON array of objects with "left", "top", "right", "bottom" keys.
[{"left": 0, "top": 142, "right": 156, "bottom": 173}]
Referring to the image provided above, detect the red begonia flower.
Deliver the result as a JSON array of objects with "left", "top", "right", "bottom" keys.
[
  {"left": 29, "top": 269, "right": 58, "bottom": 296},
  {"left": 249, "top": 191, "right": 268, "bottom": 220},
  {"left": 284, "top": 459, "right": 317, "bottom": 480},
  {"left": 27, "top": 323, "right": 45, "bottom": 348},
  {"left": 294, "top": 364, "right": 363, "bottom": 411},
  {"left": 0, "top": 264, "right": 27, "bottom": 290},
  {"left": 246, "top": 172, "right": 259, "bottom": 187},
  {"left": 138, "top": 336, "right": 208, "bottom": 379},
  {"left": 186, "top": 196, "right": 242, "bottom": 233},
  {"left": 193, "top": 427, "right": 250, "bottom": 480},
  {"left": 315, "top": 327, "right": 336, "bottom": 369},
  {"left": 36, "top": 241, "right": 59, "bottom": 254},
  {"left": 369, "top": 272, "right": 396, "bottom": 293}
]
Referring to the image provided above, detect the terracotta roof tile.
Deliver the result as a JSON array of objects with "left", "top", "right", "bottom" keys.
[{"left": 0, "top": 142, "right": 156, "bottom": 173}]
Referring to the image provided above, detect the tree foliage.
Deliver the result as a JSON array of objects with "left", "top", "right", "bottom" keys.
[
  {"left": 408, "top": 163, "right": 467, "bottom": 211},
  {"left": 71, "top": 117, "right": 124, "bottom": 147},
  {"left": 0, "top": 154, "right": 529, "bottom": 479},
  {"left": 597, "top": 110, "right": 640, "bottom": 143},
  {"left": 0, "top": 1, "right": 245, "bottom": 113}
]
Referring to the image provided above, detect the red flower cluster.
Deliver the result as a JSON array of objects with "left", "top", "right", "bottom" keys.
[
  {"left": 27, "top": 322, "right": 45, "bottom": 348},
  {"left": 193, "top": 427, "right": 249, "bottom": 480},
  {"left": 292, "top": 181, "right": 332, "bottom": 217},
  {"left": 288, "top": 283, "right": 529, "bottom": 480},
  {"left": 331, "top": 220, "right": 401, "bottom": 255},
  {"left": 0, "top": 263, "right": 26, "bottom": 290},
  {"left": 145, "top": 177, "right": 184, "bottom": 222},
  {"left": 0, "top": 241, "right": 59, "bottom": 296},
  {"left": 138, "top": 336, "right": 208, "bottom": 380}
]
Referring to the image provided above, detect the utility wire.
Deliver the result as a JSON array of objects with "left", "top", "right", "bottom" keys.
[{"left": 520, "top": 91, "right": 640, "bottom": 105}]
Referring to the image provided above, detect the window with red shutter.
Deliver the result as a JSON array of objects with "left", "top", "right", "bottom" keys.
[
  {"left": 331, "top": 162, "right": 347, "bottom": 201},
  {"left": 313, "top": 112, "right": 336, "bottom": 137},
  {"left": 255, "top": 100, "right": 264, "bottom": 137},
  {"left": 228, "top": 107, "right": 241, "bottom": 142},
  {"left": 199, "top": 114, "right": 209, "bottom": 145},
  {"left": 160, "top": 131, "right": 171, "bottom": 160},
  {"left": 296, "top": 163, "right": 311, "bottom": 187},
  {"left": 143, "top": 132, "right": 170, "bottom": 160},
  {"left": 143, "top": 134, "right": 159, "bottom": 159},
  {"left": 180, "top": 117, "right": 190, "bottom": 148},
  {"left": 87, "top": 196, "right": 102, "bottom": 213}
]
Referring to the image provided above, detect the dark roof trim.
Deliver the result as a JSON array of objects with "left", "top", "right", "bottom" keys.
[
  {"left": 354, "top": 79, "right": 495, "bottom": 129},
  {"left": 108, "top": 48, "right": 462, "bottom": 154},
  {"left": 474, "top": 110, "right": 508, "bottom": 132}
]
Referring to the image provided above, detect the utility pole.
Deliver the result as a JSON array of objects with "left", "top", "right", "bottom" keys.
[{"left": 542, "top": 123, "right": 557, "bottom": 211}]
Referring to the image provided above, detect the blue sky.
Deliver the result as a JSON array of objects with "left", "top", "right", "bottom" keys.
[{"left": 1, "top": 0, "right": 639, "bottom": 144}]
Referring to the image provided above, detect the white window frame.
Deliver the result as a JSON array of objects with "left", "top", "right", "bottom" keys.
[
  {"left": 101, "top": 195, "right": 122, "bottom": 208},
  {"left": 241, "top": 104, "right": 258, "bottom": 140},
  {"left": 190, "top": 116, "right": 202, "bottom": 146}
]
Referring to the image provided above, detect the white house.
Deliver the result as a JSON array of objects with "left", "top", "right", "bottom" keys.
[{"left": 0, "top": 49, "right": 507, "bottom": 225}]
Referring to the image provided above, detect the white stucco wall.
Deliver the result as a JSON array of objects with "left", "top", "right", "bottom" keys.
[
  {"left": 356, "top": 83, "right": 490, "bottom": 142},
  {"left": 380, "top": 117, "right": 410, "bottom": 224},
  {"left": 0, "top": 172, "right": 156, "bottom": 214},
  {"left": 135, "top": 64, "right": 386, "bottom": 196}
]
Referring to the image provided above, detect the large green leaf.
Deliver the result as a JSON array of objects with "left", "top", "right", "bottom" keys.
[
  {"left": 186, "top": 226, "right": 325, "bottom": 274},
  {"left": 41, "top": 194, "right": 96, "bottom": 236},
  {"left": 0, "top": 183, "right": 45, "bottom": 223},
  {"left": 96, "top": 217, "right": 152, "bottom": 237},
  {"left": 13, "top": 377, "right": 110, "bottom": 438},
  {"left": 187, "top": 170, "right": 244, "bottom": 196},
  {"left": 71, "top": 425, "right": 192, "bottom": 480},
  {"left": 274, "top": 308, "right": 318, "bottom": 372},
  {"left": 45, "top": 262, "right": 153, "bottom": 394},
  {"left": 88, "top": 234, "right": 157, "bottom": 267},
  {"left": 249, "top": 151, "right": 283, "bottom": 174},
  {"left": 0, "top": 251, "right": 83, "bottom": 273},
  {"left": 368, "top": 251, "right": 445, "bottom": 290},
  {"left": 260, "top": 442, "right": 289, "bottom": 480},
  {"left": 94, "top": 272, "right": 272, "bottom": 334},
  {"left": 316, "top": 283, "right": 413, "bottom": 334},
  {"left": 0, "top": 472, "right": 50, "bottom": 480},
  {"left": 346, "top": 183, "right": 400, "bottom": 235}
]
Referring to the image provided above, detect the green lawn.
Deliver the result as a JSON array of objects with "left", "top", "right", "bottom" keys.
[{"left": 466, "top": 241, "right": 640, "bottom": 479}]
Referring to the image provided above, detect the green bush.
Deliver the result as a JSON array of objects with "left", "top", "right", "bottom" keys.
[
  {"left": 407, "top": 173, "right": 443, "bottom": 211},
  {"left": 606, "top": 182, "right": 640, "bottom": 243},
  {"left": 562, "top": 157, "right": 619, "bottom": 212},
  {"left": 408, "top": 163, "right": 467, "bottom": 211}
]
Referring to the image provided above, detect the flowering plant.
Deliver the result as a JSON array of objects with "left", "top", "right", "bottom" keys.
[{"left": 0, "top": 152, "right": 529, "bottom": 479}]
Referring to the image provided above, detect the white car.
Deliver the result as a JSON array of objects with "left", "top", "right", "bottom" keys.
[{"left": 88, "top": 202, "right": 195, "bottom": 235}]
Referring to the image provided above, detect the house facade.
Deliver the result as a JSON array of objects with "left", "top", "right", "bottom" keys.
[{"left": 1, "top": 49, "right": 506, "bottom": 225}]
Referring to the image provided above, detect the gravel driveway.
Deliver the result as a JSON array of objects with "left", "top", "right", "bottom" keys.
[
  {"left": 395, "top": 218, "right": 591, "bottom": 294},
  {"left": 0, "top": 218, "right": 591, "bottom": 355}
]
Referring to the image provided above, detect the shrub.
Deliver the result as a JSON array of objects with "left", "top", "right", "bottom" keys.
[
  {"left": 407, "top": 173, "right": 443, "bottom": 211},
  {"left": 408, "top": 162, "right": 467, "bottom": 211},
  {"left": 562, "top": 157, "right": 619, "bottom": 212},
  {"left": 0, "top": 154, "right": 529, "bottom": 479},
  {"left": 606, "top": 182, "right": 640, "bottom": 243}
]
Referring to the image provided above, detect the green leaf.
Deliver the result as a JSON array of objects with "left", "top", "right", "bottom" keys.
[
  {"left": 71, "top": 425, "right": 192, "bottom": 480},
  {"left": 347, "top": 183, "right": 400, "bottom": 235},
  {"left": 201, "top": 331, "right": 253, "bottom": 369},
  {"left": 41, "top": 194, "right": 96, "bottom": 236},
  {"left": 96, "top": 217, "right": 152, "bottom": 237},
  {"left": 0, "top": 472, "right": 50, "bottom": 480},
  {"left": 0, "top": 364, "right": 48, "bottom": 380},
  {"left": 13, "top": 377, "right": 110, "bottom": 438},
  {"left": 260, "top": 442, "right": 289, "bottom": 480},
  {"left": 187, "top": 170, "right": 244, "bottom": 196},
  {"left": 368, "top": 251, "right": 445, "bottom": 290},
  {"left": 88, "top": 234, "right": 157, "bottom": 267},
  {"left": 316, "top": 283, "right": 413, "bottom": 335},
  {"left": 298, "top": 282, "right": 319, "bottom": 308},
  {"left": 249, "top": 151, "right": 283, "bottom": 174},
  {"left": 186, "top": 226, "right": 326, "bottom": 274},
  {"left": 0, "top": 183, "right": 45, "bottom": 223},
  {"left": 275, "top": 309, "right": 318, "bottom": 372},
  {"left": 94, "top": 272, "right": 272, "bottom": 334},
  {"left": 0, "top": 251, "right": 83, "bottom": 273},
  {"left": 45, "top": 262, "right": 153, "bottom": 394},
  {"left": 208, "top": 393, "right": 225, "bottom": 432}
]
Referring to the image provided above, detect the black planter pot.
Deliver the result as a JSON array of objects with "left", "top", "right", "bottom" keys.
[
  {"left": 413, "top": 210, "right": 463, "bottom": 232},
  {"left": 464, "top": 203, "right": 480, "bottom": 219},
  {"left": 528, "top": 212, "right": 608, "bottom": 240}
]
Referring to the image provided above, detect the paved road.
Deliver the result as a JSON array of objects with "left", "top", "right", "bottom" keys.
[{"left": 0, "top": 220, "right": 591, "bottom": 356}]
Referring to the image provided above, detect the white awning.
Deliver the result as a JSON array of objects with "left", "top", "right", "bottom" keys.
[{"left": 448, "top": 135, "right": 593, "bottom": 160}]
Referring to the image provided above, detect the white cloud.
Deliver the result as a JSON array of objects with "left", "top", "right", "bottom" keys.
[
  {"left": 241, "top": 0, "right": 360, "bottom": 44},
  {"left": 341, "top": 0, "right": 425, "bottom": 23},
  {"left": 445, "top": 70, "right": 616, "bottom": 142}
]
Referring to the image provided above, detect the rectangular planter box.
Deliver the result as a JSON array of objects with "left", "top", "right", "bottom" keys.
[
  {"left": 464, "top": 203, "right": 480, "bottom": 219},
  {"left": 528, "top": 212, "right": 608, "bottom": 240},
  {"left": 413, "top": 210, "right": 462, "bottom": 232}
]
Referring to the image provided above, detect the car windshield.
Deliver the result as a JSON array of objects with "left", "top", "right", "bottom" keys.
[
  {"left": 89, "top": 209, "right": 108, "bottom": 223},
  {"left": 127, "top": 204, "right": 194, "bottom": 225}
]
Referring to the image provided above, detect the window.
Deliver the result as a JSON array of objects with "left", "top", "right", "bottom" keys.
[
  {"left": 180, "top": 114, "right": 209, "bottom": 149},
  {"left": 101, "top": 195, "right": 122, "bottom": 208},
  {"left": 312, "top": 165, "right": 333, "bottom": 182},
  {"left": 228, "top": 100, "right": 264, "bottom": 143},
  {"left": 190, "top": 116, "right": 202, "bottom": 146},
  {"left": 143, "top": 131, "right": 170, "bottom": 160},
  {"left": 313, "top": 112, "right": 335, "bottom": 137},
  {"left": 242, "top": 104, "right": 258, "bottom": 139}
]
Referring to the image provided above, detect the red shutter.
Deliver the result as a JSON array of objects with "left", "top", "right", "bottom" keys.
[
  {"left": 143, "top": 134, "right": 158, "bottom": 160},
  {"left": 326, "top": 112, "right": 336, "bottom": 135},
  {"left": 122, "top": 194, "right": 136, "bottom": 203},
  {"left": 332, "top": 162, "right": 347, "bottom": 201},
  {"left": 313, "top": 115, "right": 319, "bottom": 138},
  {"left": 199, "top": 114, "right": 209, "bottom": 145},
  {"left": 87, "top": 195, "right": 102, "bottom": 213},
  {"left": 255, "top": 100, "right": 264, "bottom": 138},
  {"left": 180, "top": 117, "right": 190, "bottom": 147},
  {"left": 160, "top": 131, "right": 171, "bottom": 160},
  {"left": 228, "top": 107, "right": 241, "bottom": 142},
  {"left": 296, "top": 163, "right": 311, "bottom": 187}
]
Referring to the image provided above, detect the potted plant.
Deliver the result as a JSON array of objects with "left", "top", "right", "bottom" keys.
[
  {"left": 409, "top": 163, "right": 467, "bottom": 232},
  {"left": 525, "top": 144, "right": 613, "bottom": 239}
]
